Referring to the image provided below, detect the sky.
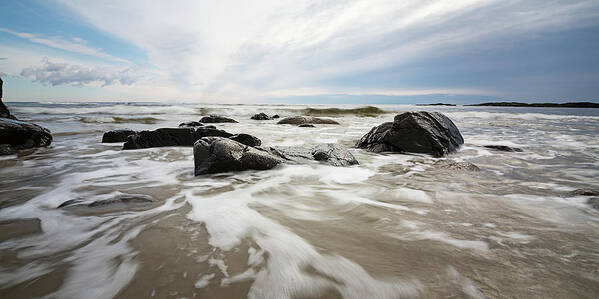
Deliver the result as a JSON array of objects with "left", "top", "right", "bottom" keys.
[{"left": 0, "top": 0, "right": 598, "bottom": 104}]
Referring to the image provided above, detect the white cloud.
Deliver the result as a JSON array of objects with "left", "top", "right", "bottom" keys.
[
  {"left": 20, "top": 58, "right": 137, "bottom": 86},
  {"left": 0, "top": 27, "right": 128, "bottom": 63},
  {"left": 15, "top": 0, "right": 599, "bottom": 101}
]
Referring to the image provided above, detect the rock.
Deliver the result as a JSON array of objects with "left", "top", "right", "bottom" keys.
[
  {"left": 251, "top": 113, "right": 271, "bottom": 120},
  {"left": 262, "top": 144, "right": 359, "bottom": 167},
  {"left": 588, "top": 198, "right": 599, "bottom": 210},
  {"left": 0, "top": 144, "right": 15, "bottom": 155},
  {"left": 199, "top": 115, "right": 238, "bottom": 123},
  {"left": 230, "top": 133, "right": 262, "bottom": 147},
  {"left": 0, "top": 118, "right": 52, "bottom": 155},
  {"left": 277, "top": 116, "right": 339, "bottom": 125},
  {"left": 438, "top": 161, "right": 480, "bottom": 171},
  {"left": 356, "top": 111, "right": 463, "bottom": 157},
  {"left": 102, "top": 129, "right": 137, "bottom": 143},
  {"left": 179, "top": 121, "right": 204, "bottom": 128},
  {"left": 484, "top": 145, "right": 523, "bottom": 152},
  {"left": 298, "top": 124, "right": 315, "bottom": 128},
  {"left": 123, "top": 127, "right": 233, "bottom": 150},
  {"left": 0, "top": 77, "right": 17, "bottom": 120},
  {"left": 311, "top": 144, "right": 359, "bottom": 166},
  {"left": 194, "top": 137, "right": 283, "bottom": 175},
  {"left": 58, "top": 194, "right": 154, "bottom": 209},
  {"left": 272, "top": 114, "right": 280, "bottom": 119},
  {"left": 571, "top": 188, "right": 599, "bottom": 197}
]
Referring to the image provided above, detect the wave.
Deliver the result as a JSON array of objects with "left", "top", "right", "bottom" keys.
[
  {"left": 301, "top": 106, "right": 388, "bottom": 117},
  {"left": 79, "top": 116, "right": 162, "bottom": 124}
]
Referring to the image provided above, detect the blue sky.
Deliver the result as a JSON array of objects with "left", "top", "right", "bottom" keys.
[{"left": 1, "top": 0, "right": 598, "bottom": 103}]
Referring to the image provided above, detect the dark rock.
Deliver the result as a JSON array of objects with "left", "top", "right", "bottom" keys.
[
  {"left": 588, "top": 198, "right": 599, "bottom": 210},
  {"left": 356, "top": 111, "right": 463, "bottom": 157},
  {"left": 0, "top": 77, "right": 17, "bottom": 120},
  {"left": 272, "top": 114, "right": 280, "bottom": 119},
  {"left": 102, "top": 129, "right": 137, "bottom": 143},
  {"left": 0, "top": 118, "right": 52, "bottom": 155},
  {"left": 251, "top": 113, "right": 271, "bottom": 120},
  {"left": 439, "top": 161, "right": 480, "bottom": 171},
  {"left": 0, "top": 144, "right": 15, "bottom": 155},
  {"left": 310, "top": 144, "right": 359, "bottom": 166},
  {"left": 58, "top": 194, "right": 153, "bottom": 209},
  {"left": 230, "top": 133, "right": 262, "bottom": 147},
  {"left": 199, "top": 115, "right": 238, "bottom": 123},
  {"left": 571, "top": 188, "right": 599, "bottom": 197},
  {"left": 194, "top": 137, "right": 283, "bottom": 175},
  {"left": 298, "top": 124, "right": 315, "bottom": 128},
  {"left": 484, "top": 145, "right": 523, "bottom": 152},
  {"left": 123, "top": 127, "right": 233, "bottom": 150},
  {"left": 277, "top": 116, "right": 339, "bottom": 125},
  {"left": 179, "top": 121, "right": 204, "bottom": 128}
]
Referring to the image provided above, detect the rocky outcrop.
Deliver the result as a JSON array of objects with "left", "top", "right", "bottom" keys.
[
  {"left": 194, "top": 137, "right": 282, "bottom": 175},
  {"left": 251, "top": 113, "right": 271, "bottom": 120},
  {"left": 0, "top": 118, "right": 53, "bottom": 155},
  {"left": 277, "top": 116, "right": 339, "bottom": 125},
  {"left": 179, "top": 121, "right": 204, "bottom": 128},
  {"left": 0, "top": 77, "right": 17, "bottom": 120},
  {"left": 123, "top": 127, "right": 233, "bottom": 149},
  {"left": 356, "top": 111, "right": 463, "bottom": 157},
  {"left": 58, "top": 194, "right": 154, "bottom": 210},
  {"left": 102, "top": 129, "right": 137, "bottom": 143},
  {"left": 194, "top": 138, "right": 359, "bottom": 175},
  {"left": 484, "top": 145, "right": 523, "bottom": 152},
  {"left": 199, "top": 115, "right": 238, "bottom": 123},
  {"left": 570, "top": 188, "right": 599, "bottom": 197},
  {"left": 298, "top": 124, "right": 315, "bottom": 128}
]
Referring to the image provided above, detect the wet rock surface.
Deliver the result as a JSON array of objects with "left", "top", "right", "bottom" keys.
[
  {"left": 194, "top": 137, "right": 283, "bottom": 175},
  {"left": 229, "top": 133, "right": 262, "bottom": 147},
  {"left": 484, "top": 145, "right": 523, "bottom": 152},
  {"left": 262, "top": 144, "right": 358, "bottom": 167},
  {"left": 58, "top": 194, "right": 154, "bottom": 210},
  {"left": 356, "top": 111, "right": 463, "bottom": 157},
  {"left": 251, "top": 113, "right": 271, "bottom": 120},
  {"left": 571, "top": 188, "right": 599, "bottom": 197},
  {"left": 102, "top": 129, "right": 137, "bottom": 143},
  {"left": 437, "top": 161, "right": 480, "bottom": 171},
  {"left": 298, "top": 124, "right": 315, "bottom": 128},
  {"left": 277, "top": 116, "right": 340, "bottom": 125},
  {"left": 178, "top": 121, "right": 204, "bottom": 128},
  {"left": 199, "top": 115, "right": 238, "bottom": 123},
  {"left": 0, "top": 118, "right": 53, "bottom": 155},
  {"left": 123, "top": 127, "right": 233, "bottom": 149}
]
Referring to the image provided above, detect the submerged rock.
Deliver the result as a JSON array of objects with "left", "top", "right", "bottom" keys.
[
  {"left": 199, "top": 115, "right": 238, "bottom": 123},
  {"left": 251, "top": 113, "right": 271, "bottom": 120},
  {"left": 277, "top": 116, "right": 339, "bottom": 125},
  {"left": 298, "top": 124, "right": 315, "bottom": 128},
  {"left": 0, "top": 118, "right": 52, "bottom": 155},
  {"left": 194, "top": 137, "right": 282, "bottom": 175},
  {"left": 438, "top": 161, "right": 480, "bottom": 171},
  {"left": 484, "top": 145, "right": 523, "bottom": 152},
  {"left": 571, "top": 188, "right": 599, "bottom": 197},
  {"left": 102, "top": 129, "right": 137, "bottom": 143},
  {"left": 272, "top": 114, "right": 280, "bottom": 119},
  {"left": 356, "top": 111, "right": 463, "bottom": 157},
  {"left": 262, "top": 144, "right": 359, "bottom": 167},
  {"left": 179, "top": 121, "right": 204, "bottom": 128},
  {"left": 58, "top": 194, "right": 154, "bottom": 209},
  {"left": 123, "top": 127, "right": 233, "bottom": 149},
  {"left": 230, "top": 133, "right": 262, "bottom": 147}
]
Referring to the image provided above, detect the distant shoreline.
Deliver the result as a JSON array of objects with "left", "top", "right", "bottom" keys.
[{"left": 417, "top": 102, "right": 599, "bottom": 108}]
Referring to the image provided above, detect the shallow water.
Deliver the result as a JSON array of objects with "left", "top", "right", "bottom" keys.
[{"left": 1, "top": 103, "right": 598, "bottom": 298}]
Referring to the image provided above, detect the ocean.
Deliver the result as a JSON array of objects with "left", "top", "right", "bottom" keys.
[{"left": 1, "top": 102, "right": 598, "bottom": 298}]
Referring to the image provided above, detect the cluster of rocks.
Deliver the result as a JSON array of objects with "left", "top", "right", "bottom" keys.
[
  {"left": 251, "top": 113, "right": 279, "bottom": 120},
  {"left": 277, "top": 116, "right": 339, "bottom": 125},
  {"left": 0, "top": 77, "right": 53, "bottom": 155}
]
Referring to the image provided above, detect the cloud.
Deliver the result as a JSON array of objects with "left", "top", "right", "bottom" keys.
[
  {"left": 0, "top": 27, "right": 128, "bottom": 63},
  {"left": 20, "top": 58, "right": 137, "bottom": 86}
]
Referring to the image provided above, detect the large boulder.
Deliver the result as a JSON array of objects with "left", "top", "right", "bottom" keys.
[
  {"left": 102, "top": 129, "right": 137, "bottom": 143},
  {"left": 199, "top": 115, "right": 238, "bottom": 123},
  {"left": 194, "top": 137, "right": 283, "bottom": 175},
  {"left": 0, "top": 118, "right": 52, "bottom": 155},
  {"left": 277, "top": 116, "right": 339, "bottom": 125},
  {"left": 123, "top": 127, "right": 233, "bottom": 150},
  {"left": 356, "top": 111, "right": 463, "bottom": 157}
]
